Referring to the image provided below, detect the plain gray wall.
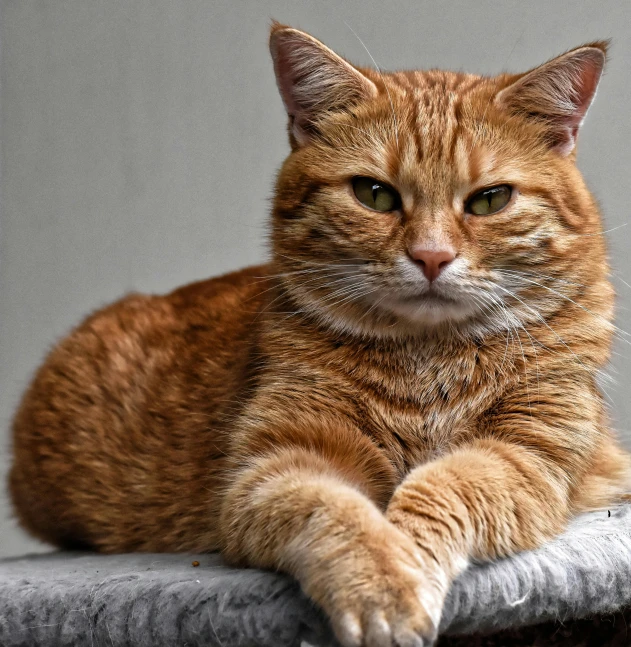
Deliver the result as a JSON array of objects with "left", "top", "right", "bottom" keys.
[{"left": 1, "top": 0, "right": 630, "bottom": 557}]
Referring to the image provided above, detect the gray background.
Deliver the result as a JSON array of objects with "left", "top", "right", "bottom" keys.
[{"left": 1, "top": 0, "right": 630, "bottom": 557}]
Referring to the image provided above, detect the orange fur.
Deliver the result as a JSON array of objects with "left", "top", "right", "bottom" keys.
[{"left": 10, "top": 24, "right": 630, "bottom": 647}]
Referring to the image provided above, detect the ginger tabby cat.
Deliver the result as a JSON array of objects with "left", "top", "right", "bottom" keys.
[{"left": 10, "top": 23, "right": 631, "bottom": 647}]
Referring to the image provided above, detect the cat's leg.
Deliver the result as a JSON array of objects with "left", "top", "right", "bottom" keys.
[
  {"left": 220, "top": 425, "right": 446, "bottom": 647},
  {"left": 386, "top": 437, "right": 569, "bottom": 586},
  {"left": 386, "top": 376, "right": 624, "bottom": 590}
]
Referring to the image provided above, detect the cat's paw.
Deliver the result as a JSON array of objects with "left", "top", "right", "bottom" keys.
[{"left": 312, "top": 523, "right": 447, "bottom": 647}]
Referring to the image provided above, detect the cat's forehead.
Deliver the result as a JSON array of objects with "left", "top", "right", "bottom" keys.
[
  {"left": 342, "top": 68, "right": 503, "bottom": 193},
  {"left": 353, "top": 67, "right": 497, "bottom": 144},
  {"left": 369, "top": 68, "right": 491, "bottom": 117},
  {"left": 385, "top": 69, "right": 484, "bottom": 94}
]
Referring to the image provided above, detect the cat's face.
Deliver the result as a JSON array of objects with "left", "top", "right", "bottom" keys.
[{"left": 270, "top": 25, "right": 611, "bottom": 339}]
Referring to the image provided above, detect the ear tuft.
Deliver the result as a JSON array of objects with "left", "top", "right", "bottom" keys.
[
  {"left": 496, "top": 42, "right": 608, "bottom": 156},
  {"left": 269, "top": 24, "right": 377, "bottom": 146}
]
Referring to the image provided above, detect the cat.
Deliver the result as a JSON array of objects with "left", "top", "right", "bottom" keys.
[{"left": 9, "top": 22, "right": 631, "bottom": 647}]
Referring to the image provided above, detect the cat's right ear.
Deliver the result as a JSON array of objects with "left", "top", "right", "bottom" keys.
[{"left": 269, "top": 23, "right": 378, "bottom": 147}]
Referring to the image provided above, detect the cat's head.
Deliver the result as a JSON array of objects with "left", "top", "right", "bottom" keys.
[{"left": 268, "top": 23, "right": 612, "bottom": 340}]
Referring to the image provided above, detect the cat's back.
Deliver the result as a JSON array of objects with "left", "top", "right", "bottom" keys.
[{"left": 10, "top": 264, "right": 271, "bottom": 551}]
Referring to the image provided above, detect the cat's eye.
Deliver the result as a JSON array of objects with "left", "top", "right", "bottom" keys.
[
  {"left": 352, "top": 177, "right": 401, "bottom": 213},
  {"left": 466, "top": 185, "right": 512, "bottom": 216}
]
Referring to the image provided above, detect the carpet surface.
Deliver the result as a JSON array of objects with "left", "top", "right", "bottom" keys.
[{"left": 1, "top": 505, "right": 630, "bottom": 646}]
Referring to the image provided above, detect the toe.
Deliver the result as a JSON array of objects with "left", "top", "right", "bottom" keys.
[
  {"left": 364, "top": 611, "right": 392, "bottom": 647},
  {"left": 333, "top": 611, "right": 363, "bottom": 647},
  {"left": 392, "top": 629, "right": 425, "bottom": 647}
]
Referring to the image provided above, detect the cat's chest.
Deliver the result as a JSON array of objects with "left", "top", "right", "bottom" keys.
[{"left": 343, "top": 342, "right": 513, "bottom": 473}]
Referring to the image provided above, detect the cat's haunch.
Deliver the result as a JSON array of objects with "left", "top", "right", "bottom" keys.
[{"left": 10, "top": 24, "right": 630, "bottom": 647}]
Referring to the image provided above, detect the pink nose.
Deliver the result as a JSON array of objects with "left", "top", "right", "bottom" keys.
[{"left": 408, "top": 247, "right": 456, "bottom": 282}]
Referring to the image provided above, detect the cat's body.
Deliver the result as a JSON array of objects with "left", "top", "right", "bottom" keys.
[
  {"left": 10, "top": 24, "right": 631, "bottom": 647},
  {"left": 11, "top": 263, "right": 627, "bottom": 553}
]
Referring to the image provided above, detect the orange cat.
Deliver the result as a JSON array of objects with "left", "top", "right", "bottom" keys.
[{"left": 10, "top": 23, "right": 631, "bottom": 647}]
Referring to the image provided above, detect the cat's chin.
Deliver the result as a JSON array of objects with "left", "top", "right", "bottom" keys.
[
  {"left": 296, "top": 289, "right": 506, "bottom": 340},
  {"left": 378, "top": 293, "right": 478, "bottom": 327}
]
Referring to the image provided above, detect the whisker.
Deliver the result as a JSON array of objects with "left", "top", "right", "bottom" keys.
[
  {"left": 318, "top": 281, "right": 377, "bottom": 308},
  {"left": 611, "top": 272, "right": 631, "bottom": 291},
  {"left": 490, "top": 281, "right": 616, "bottom": 406},
  {"left": 467, "top": 26, "right": 526, "bottom": 156},
  {"left": 495, "top": 267, "right": 586, "bottom": 289},
  {"left": 248, "top": 272, "right": 362, "bottom": 312},
  {"left": 572, "top": 223, "right": 628, "bottom": 238},
  {"left": 471, "top": 292, "right": 516, "bottom": 376},
  {"left": 263, "top": 272, "right": 365, "bottom": 313},
  {"left": 495, "top": 270, "right": 631, "bottom": 344},
  {"left": 358, "top": 291, "right": 389, "bottom": 322},
  {"left": 344, "top": 21, "right": 399, "bottom": 151},
  {"left": 276, "top": 252, "right": 372, "bottom": 267},
  {"left": 248, "top": 266, "right": 353, "bottom": 292}
]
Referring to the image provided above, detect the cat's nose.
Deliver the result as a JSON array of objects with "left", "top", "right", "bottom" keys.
[{"left": 408, "top": 246, "right": 456, "bottom": 282}]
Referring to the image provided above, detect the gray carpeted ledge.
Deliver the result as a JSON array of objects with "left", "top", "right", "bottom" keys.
[{"left": 1, "top": 505, "right": 630, "bottom": 646}]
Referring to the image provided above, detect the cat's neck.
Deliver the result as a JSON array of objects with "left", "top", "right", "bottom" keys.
[{"left": 260, "top": 296, "right": 521, "bottom": 410}]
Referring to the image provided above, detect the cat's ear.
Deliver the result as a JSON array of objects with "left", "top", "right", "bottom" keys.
[
  {"left": 269, "top": 23, "right": 378, "bottom": 147},
  {"left": 495, "top": 42, "right": 607, "bottom": 156}
]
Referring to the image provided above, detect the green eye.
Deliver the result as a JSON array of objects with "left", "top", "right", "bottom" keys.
[
  {"left": 466, "top": 185, "right": 512, "bottom": 216},
  {"left": 352, "top": 177, "right": 401, "bottom": 213}
]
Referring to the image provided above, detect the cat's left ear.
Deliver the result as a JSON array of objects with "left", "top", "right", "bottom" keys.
[
  {"left": 269, "top": 23, "right": 378, "bottom": 147},
  {"left": 495, "top": 42, "right": 607, "bottom": 156}
]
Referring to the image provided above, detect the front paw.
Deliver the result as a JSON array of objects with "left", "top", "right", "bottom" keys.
[
  {"left": 386, "top": 501, "right": 469, "bottom": 584},
  {"left": 306, "top": 522, "right": 447, "bottom": 647}
]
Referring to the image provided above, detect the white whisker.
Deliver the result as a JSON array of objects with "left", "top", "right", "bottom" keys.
[
  {"left": 495, "top": 270, "right": 631, "bottom": 344},
  {"left": 572, "top": 223, "right": 628, "bottom": 238},
  {"left": 343, "top": 21, "right": 399, "bottom": 150}
]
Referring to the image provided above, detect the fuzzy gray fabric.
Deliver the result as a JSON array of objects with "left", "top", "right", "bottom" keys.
[{"left": 1, "top": 505, "right": 630, "bottom": 646}]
